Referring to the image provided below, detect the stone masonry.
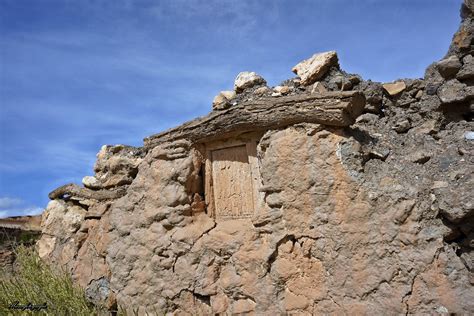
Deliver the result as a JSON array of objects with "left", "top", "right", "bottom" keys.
[{"left": 37, "top": 2, "right": 473, "bottom": 314}]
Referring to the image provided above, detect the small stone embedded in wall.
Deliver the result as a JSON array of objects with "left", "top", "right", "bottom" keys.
[
  {"left": 457, "top": 54, "right": 474, "bottom": 80},
  {"left": 311, "top": 82, "right": 327, "bottom": 94},
  {"left": 436, "top": 55, "right": 462, "bottom": 79},
  {"left": 437, "top": 79, "right": 471, "bottom": 104},
  {"left": 253, "top": 86, "right": 271, "bottom": 96},
  {"left": 272, "top": 85, "right": 291, "bottom": 96},
  {"left": 82, "top": 176, "right": 101, "bottom": 190}
]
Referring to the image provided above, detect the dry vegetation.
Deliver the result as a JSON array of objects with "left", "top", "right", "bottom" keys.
[{"left": 0, "top": 245, "right": 102, "bottom": 315}]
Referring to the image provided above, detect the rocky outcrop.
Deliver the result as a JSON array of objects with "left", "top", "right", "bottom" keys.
[{"left": 36, "top": 1, "right": 473, "bottom": 314}]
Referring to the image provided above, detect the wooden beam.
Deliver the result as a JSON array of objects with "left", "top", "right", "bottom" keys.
[
  {"left": 48, "top": 183, "right": 127, "bottom": 201},
  {"left": 144, "top": 91, "right": 365, "bottom": 149}
]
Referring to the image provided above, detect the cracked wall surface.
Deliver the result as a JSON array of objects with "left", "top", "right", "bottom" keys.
[{"left": 36, "top": 1, "right": 473, "bottom": 314}]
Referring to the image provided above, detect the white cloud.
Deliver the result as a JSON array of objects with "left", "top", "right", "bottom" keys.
[
  {"left": 22, "top": 207, "right": 44, "bottom": 216},
  {"left": 0, "top": 197, "right": 23, "bottom": 209},
  {"left": 148, "top": 0, "right": 269, "bottom": 26},
  {"left": 0, "top": 196, "right": 44, "bottom": 218}
]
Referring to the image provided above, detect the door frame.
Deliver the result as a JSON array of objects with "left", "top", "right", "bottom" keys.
[{"left": 203, "top": 132, "right": 264, "bottom": 221}]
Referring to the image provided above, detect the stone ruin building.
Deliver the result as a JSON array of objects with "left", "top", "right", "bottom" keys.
[{"left": 36, "top": 1, "right": 473, "bottom": 314}]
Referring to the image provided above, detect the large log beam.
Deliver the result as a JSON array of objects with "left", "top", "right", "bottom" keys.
[
  {"left": 48, "top": 183, "right": 127, "bottom": 201},
  {"left": 144, "top": 91, "right": 365, "bottom": 149}
]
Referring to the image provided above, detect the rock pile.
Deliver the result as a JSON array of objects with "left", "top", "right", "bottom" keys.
[{"left": 35, "top": 1, "right": 473, "bottom": 314}]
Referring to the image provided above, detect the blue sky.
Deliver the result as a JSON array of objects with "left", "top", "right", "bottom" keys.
[{"left": 0, "top": 0, "right": 462, "bottom": 218}]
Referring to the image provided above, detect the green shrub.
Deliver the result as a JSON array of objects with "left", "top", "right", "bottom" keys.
[
  {"left": 0, "top": 245, "right": 104, "bottom": 315},
  {"left": 17, "top": 232, "right": 41, "bottom": 245}
]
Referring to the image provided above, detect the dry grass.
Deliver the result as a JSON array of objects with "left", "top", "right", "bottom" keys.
[
  {"left": 0, "top": 243, "right": 162, "bottom": 315},
  {"left": 0, "top": 245, "right": 103, "bottom": 315}
]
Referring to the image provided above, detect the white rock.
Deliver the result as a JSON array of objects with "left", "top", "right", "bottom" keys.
[
  {"left": 97, "top": 145, "right": 108, "bottom": 160},
  {"left": 464, "top": 131, "right": 474, "bottom": 140},
  {"left": 41, "top": 200, "right": 86, "bottom": 235},
  {"left": 221, "top": 90, "right": 236, "bottom": 100},
  {"left": 82, "top": 175, "right": 101, "bottom": 189},
  {"left": 435, "top": 306, "right": 449, "bottom": 314},
  {"left": 292, "top": 51, "right": 338, "bottom": 86},
  {"left": 212, "top": 90, "right": 236, "bottom": 110},
  {"left": 273, "top": 86, "right": 290, "bottom": 95},
  {"left": 37, "top": 235, "right": 57, "bottom": 259},
  {"left": 234, "top": 72, "right": 266, "bottom": 93},
  {"left": 212, "top": 94, "right": 228, "bottom": 110}
]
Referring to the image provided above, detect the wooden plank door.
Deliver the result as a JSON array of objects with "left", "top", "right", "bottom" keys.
[{"left": 211, "top": 145, "right": 255, "bottom": 220}]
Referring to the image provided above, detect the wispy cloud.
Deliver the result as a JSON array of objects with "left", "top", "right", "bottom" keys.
[
  {"left": 0, "top": 0, "right": 461, "bottom": 217},
  {"left": 0, "top": 196, "right": 43, "bottom": 218},
  {"left": 147, "top": 0, "right": 277, "bottom": 37},
  {"left": 0, "top": 197, "right": 23, "bottom": 209}
]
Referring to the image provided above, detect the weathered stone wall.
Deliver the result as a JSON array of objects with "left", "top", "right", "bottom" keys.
[{"left": 37, "top": 1, "right": 473, "bottom": 314}]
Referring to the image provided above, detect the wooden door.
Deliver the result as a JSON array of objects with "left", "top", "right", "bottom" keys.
[{"left": 211, "top": 145, "right": 255, "bottom": 220}]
